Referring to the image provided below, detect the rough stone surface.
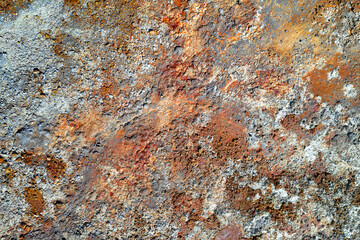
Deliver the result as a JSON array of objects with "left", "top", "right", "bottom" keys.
[{"left": 1, "top": 0, "right": 360, "bottom": 239}]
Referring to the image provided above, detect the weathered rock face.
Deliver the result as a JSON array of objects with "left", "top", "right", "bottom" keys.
[{"left": 1, "top": 0, "right": 360, "bottom": 239}]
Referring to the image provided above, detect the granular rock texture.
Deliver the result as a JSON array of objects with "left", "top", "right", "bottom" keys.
[{"left": 1, "top": 0, "right": 360, "bottom": 239}]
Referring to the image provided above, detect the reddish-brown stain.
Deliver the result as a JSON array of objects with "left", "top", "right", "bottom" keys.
[
  {"left": 281, "top": 114, "right": 299, "bottom": 131},
  {"left": 305, "top": 67, "right": 342, "bottom": 104},
  {"left": 215, "top": 224, "right": 244, "bottom": 240},
  {"left": 20, "top": 151, "right": 66, "bottom": 180},
  {"left": 205, "top": 214, "right": 221, "bottom": 230},
  {"left": 226, "top": 181, "right": 261, "bottom": 214},
  {"left": 4, "top": 167, "right": 16, "bottom": 183},
  {"left": 214, "top": 0, "right": 256, "bottom": 26},
  {"left": 353, "top": 1, "right": 360, "bottom": 12},
  {"left": 20, "top": 151, "right": 41, "bottom": 166},
  {"left": 208, "top": 111, "right": 248, "bottom": 162},
  {"left": 172, "top": 192, "right": 204, "bottom": 239},
  {"left": 63, "top": 0, "right": 80, "bottom": 6},
  {"left": 24, "top": 187, "right": 45, "bottom": 217},
  {"left": 280, "top": 102, "right": 324, "bottom": 138},
  {"left": 60, "top": 0, "right": 140, "bottom": 57},
  {"left": 174, "top": 0, "right": 188, "bottom": 8},
  {"left": 0, "top": 0, "right": 13, "bottom": 11},
  {"left": 0, "top": 0, "right": 33, "bottom": 13},
  {"left": 303, "top": 54, "right": 353, "bottom": 105},
  {"left": 19, "top": 221, "right": 32, "bottom": 234},
  {"left": 305, "top": 155, "right": 334, "bottom": 191},
  {"left": 352, "top": 187, "right": 360, "bottom": 206},
  {"left": 257, "top": 69, "right": 287, "bottom": 95},
  {"left": 45, "top": 156, "right": 66, "bottom": 180},
  {"left": 9, "top": 0, "right": 357, "bottom": 237}
]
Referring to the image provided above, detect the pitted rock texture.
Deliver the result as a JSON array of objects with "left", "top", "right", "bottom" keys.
[{"left": 1, "top": 0, "right": 360, "bottom": 239}]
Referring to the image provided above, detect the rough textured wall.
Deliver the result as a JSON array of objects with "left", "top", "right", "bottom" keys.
[{"left": 0, "top": 0, "right": 360, "bottom": 239}]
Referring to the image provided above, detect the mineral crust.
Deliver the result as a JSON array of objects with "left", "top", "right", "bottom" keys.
[{"left": 1, "top": 0, "right": 360, "bottom": 239}]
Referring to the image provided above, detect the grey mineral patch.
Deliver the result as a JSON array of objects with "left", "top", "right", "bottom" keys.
[{"left": 244, "top": 212, "right": 271, "bottom": 237}]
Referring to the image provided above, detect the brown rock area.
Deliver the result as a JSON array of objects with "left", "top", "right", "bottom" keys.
[{"left": 0, "top": 0, "right": 360, "bottom": 239}]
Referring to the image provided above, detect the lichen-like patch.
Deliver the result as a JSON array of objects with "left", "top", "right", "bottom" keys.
[
  {"left": 20, "top": 151, "right": 66, "bottom": 180},
  {"left": 45, "top": 155, "right": 66, "bottom": 180},
  {"left": 24, "top": 187, "right": 45, "bottom": 217},
  {"left": 0, "top": 0, "right": 33, "bottom": 14},
  {"left": 4, "top": 167, "right": 16, "bottom": 183}
]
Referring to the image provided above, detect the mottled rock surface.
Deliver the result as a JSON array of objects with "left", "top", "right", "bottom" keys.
[{"left": 1, "top": 0, "right": 360, "bottom": 239}]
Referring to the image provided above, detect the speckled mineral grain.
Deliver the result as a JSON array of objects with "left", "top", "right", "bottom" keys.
[{"left": 1, "top": 0, "right": 360, "bottom": 239}]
